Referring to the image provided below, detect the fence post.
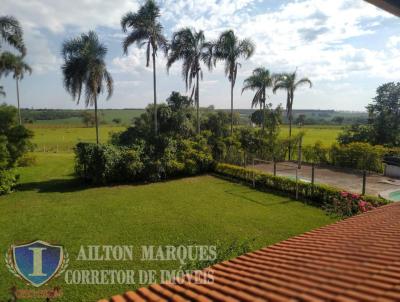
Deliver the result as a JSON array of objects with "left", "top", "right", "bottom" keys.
[
  {"left": 252, "top": 158, "right": 255, "bottom": 188},
  {"left": 273, "top": 161, "right": 277, "bottom": 176},
  {"left": 311, "top": 163, "right": 315, "bottom": 191},
  {"left": 362, "top": 170, "right": 367, "bottom": 195},
  {"left": 298, "top": 136, "right": 303, "bottom": 169}
]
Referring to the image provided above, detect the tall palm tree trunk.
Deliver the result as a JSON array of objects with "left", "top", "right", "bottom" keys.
[
  {"left": 94, "top": 95, "right": 99, "bottom": 144},
  {"left": 196, "top": 72, "right": 200, "bottom": 134},
  {"left": 152, "top": 49, "right": 158, "bottom": 136},
  {"left": 262, "top": 88, "right": 266, "bottom": 133},
  {"left": 230, "top": 80, "right": 234, "bottom": 135},
  {"left": 16, "top": 77, "right": 21, "bottom": 125},
  {"left": 288, "top": 113, "right": 293, "bottom": 160}
]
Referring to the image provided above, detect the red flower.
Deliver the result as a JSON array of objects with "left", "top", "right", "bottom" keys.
[
  {"left": 340, "top": 192, "right": 349, "bottom": 198},
  {"left": 359, "top": 201, "right": 367, "bottom": 207},
  {"left": 351, "top": 193, "right": 360, "bottom": 200}
]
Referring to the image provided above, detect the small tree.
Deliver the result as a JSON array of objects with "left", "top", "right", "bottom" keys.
[
  {"left": 295, "top": 114, "right": 306, "bottom": 126},
  {"left": 332, "top": 116, "right": 344, "bottom": 125},
  {"left": 0, "top": 103, "right": 33, "bottom": 167},
  {"left": 81, "top": 111, "right": 96, "bottom": 127},
  {"left": 112, "top": 118, "right": 122, "bottom": 125}
]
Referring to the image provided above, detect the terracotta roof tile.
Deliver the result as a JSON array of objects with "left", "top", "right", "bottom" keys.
[{"left": 100, "top": 203, "right": 400, "bottom": 302}]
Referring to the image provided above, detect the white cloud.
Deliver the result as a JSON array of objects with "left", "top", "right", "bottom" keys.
[
  {"left": 1, "top": 0, "right": 139, "bottom": 33},
  {"left": 2, "top": 0, "right": 400, "bottom": 110},
  {"left": 24, "top": 29, "right": 60, "bottom": 74}
]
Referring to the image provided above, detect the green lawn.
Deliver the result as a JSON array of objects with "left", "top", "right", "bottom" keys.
[{"left": 0, "top": 153, "right": 336, "bottom": 301}]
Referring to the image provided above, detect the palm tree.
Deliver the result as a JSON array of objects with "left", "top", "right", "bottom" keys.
[
  {"left": 0, "top": 15, "right": 26, "bottom": 55},
  {"left": 273, "top": 70, "right": 312, "bottom": 159},
  {"left": 121, "top": 0, "right": 167, "bottom": 136},
  {"left": 167, "top": 28, "right": 213, "bottom": 133},
  {"left": 242, "top": 67, "right": 275, "bottom": 132},
  {"left": 0, "top": 52, "right": 31, "bottom": 125},
  {"left": 213, "top": 30, "right": 255, "bottom": 134},
  {"left": 61, "top": 31, "right": 113, "bottom": 144},
  {"left": 0, "top": 16, "right": 27, "bottom": 101}
]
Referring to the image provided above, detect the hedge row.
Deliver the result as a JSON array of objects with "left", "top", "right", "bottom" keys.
[{"left": 214, "top": 163, "right": 389, "bottom": 212}]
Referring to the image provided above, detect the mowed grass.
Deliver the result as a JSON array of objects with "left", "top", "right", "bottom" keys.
[
  {"left": 0, "top": 153, "right": 336, "bottom": 301},
  {"left": 27, "top": 125, "right": 125, "bottom": 152},
  {"left": 28, "top": 124, "right": 342, "bottom": 153}
]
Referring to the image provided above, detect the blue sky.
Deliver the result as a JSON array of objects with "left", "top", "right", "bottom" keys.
[{"left": 1, "top": 0, "right": 399, "bottom": 111}]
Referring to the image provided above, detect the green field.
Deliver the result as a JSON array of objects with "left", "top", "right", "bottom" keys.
[
  {"left": 22, "top": 109, "right": 145, "bottom": 126},
  {"left": 0, "top": 153, "right": 336, "bottom": 301},
  {"left": 28, "top": 124, "right": 342, "bottom": 153},
  {"left": 28, "top": 125, "right": 125, "bottom": 152},
  {"left": 280, "top": 125, "right": 342, "bottom": 146}
]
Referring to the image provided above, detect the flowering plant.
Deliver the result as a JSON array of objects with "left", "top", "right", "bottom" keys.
[{"left": 328, "top": 191, "right": 375, "bottom": 217}]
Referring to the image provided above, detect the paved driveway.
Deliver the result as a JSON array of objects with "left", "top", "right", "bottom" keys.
[{"left": 253, "top": 162, "right": 400, "bottom": 197}]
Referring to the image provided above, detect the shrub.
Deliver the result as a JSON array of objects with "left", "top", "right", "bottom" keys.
[
  {"left": 337, "top": 124, "right": 374, "bottom": 145},
  {"left": 303, "top": 141, "right": 329, "bottom": 164},
  {"left": 17, "top": 153, "right": 37, "bottom": 167},
  {"left": 303, "top": 141, "right": 387, "bottom": 173},
  {"left": 0, "top": 169, "right": 17, "bottom": 195},
  {"left": 214, "top": 163, "right": 388, "bottom": 217},
  {"left": 75, "top": 143, "right": 144, "bottom": 184},
  {"left": 0, "top": 104, "right": 34, "bottom": 195},
  {"left": 330, "top": 142, "right": 386, "bottom": 172},
  {"left": 75, "top": 137, "right": 214, "bottom": 185},
  {"left": 326, "top": 192, "right": 375, "bottom": 217}
]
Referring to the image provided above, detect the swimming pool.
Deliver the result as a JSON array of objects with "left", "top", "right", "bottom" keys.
[
  {"left": 380, "top": 188, "right": 400, "bottom": 202},
  {"left": 389, "top": 190, "right": 400, "bottom": 202}
]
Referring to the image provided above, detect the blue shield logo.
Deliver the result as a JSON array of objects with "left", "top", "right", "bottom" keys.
[{"left": 12, "top": 240, "right": 64, "bottom": 287}]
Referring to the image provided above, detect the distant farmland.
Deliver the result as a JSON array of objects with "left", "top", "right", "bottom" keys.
[
  {"left": 21, "top": 108, "right": 145, "bottom": 126},
  {"left": 21, "top": 108, "right": 367, "bottom": 126}
]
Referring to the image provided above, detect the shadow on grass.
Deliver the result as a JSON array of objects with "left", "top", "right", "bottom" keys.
[
  {"left": 16, "top": 174, "right": 212, "bottom": 194},
  {"left": 224, "top": 188, "right": 295, "bottom": 208},
  {"left": 17, "top": 177, "right": 88, "bottom": 193}
]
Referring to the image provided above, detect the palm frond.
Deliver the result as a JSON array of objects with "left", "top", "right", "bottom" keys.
[
  {"left": 0, "top": 15, "right": 26, "bottom": 55},
  {"left": 61, "top": 31, "right": 113, "bottom": 107},
  {"left": 0, "top": 51, "right": 32, "bottom": 79},
  {"left": 295, "top": 77, "right": 312, "bottom": 88},
  {"left": 121, "top": 0, "right": 167, "bottom": 60}
]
